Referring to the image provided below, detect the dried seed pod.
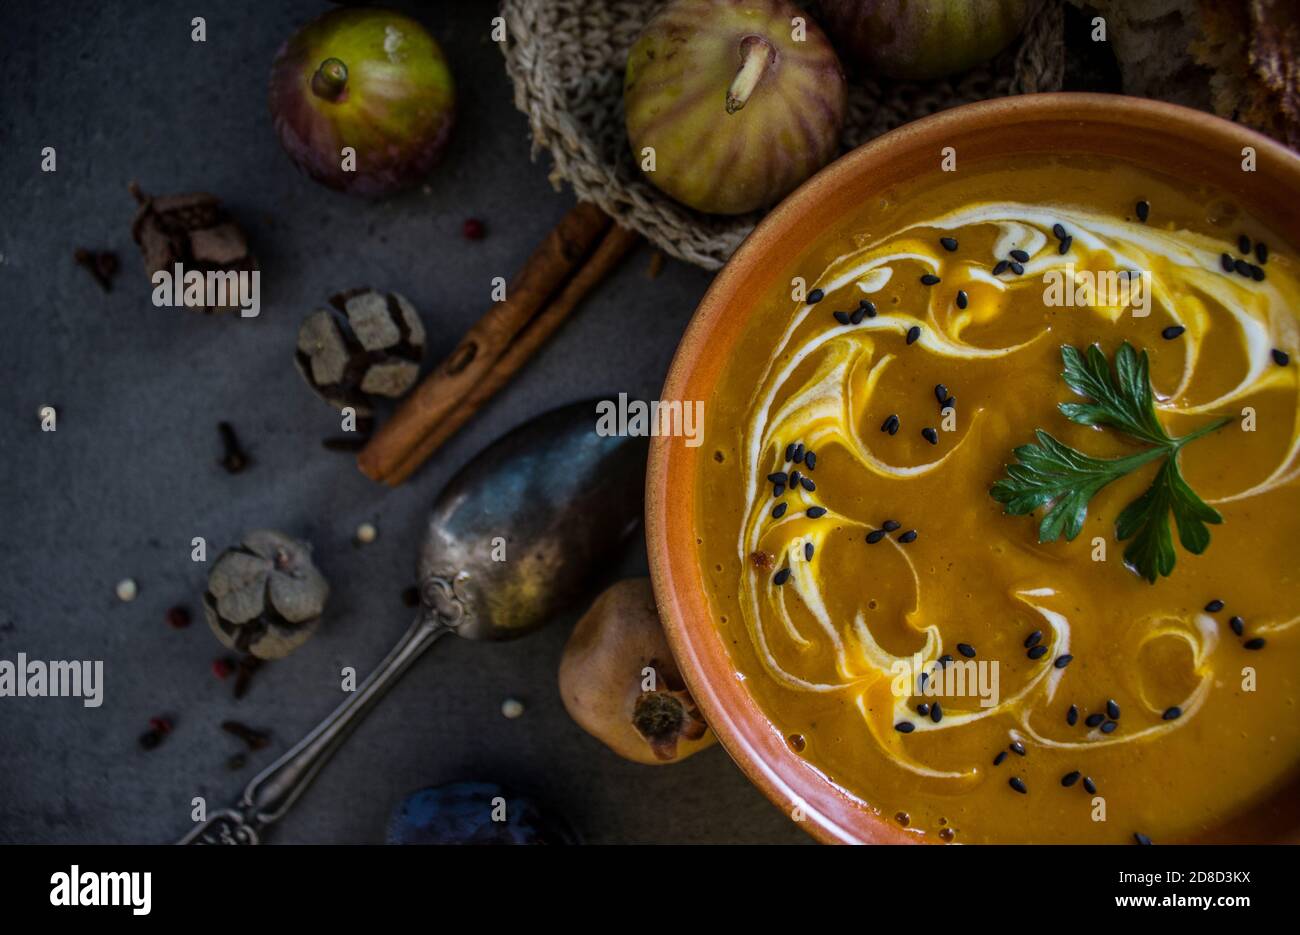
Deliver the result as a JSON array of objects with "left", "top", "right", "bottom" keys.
[
  {"left": 203, "top": 530, "right": 329, "bottom": 660},
  {"left": 128, "top": 182, "right": 257, "bottom": 313},
  {"left": 294, "top": 287, "right": 426, "bottom": 418}
]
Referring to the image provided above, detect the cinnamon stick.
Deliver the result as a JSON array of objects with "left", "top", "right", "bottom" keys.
[
  {"left": 357, "top": 201, "right": 612, "bottom": 482},
  {"left": 381, "top": 222, "right": 642, "bottom": 485}
]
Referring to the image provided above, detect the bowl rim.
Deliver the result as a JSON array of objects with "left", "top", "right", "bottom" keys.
[{"left": 646, "top": 91, "right": 1300, "bottom": 845}]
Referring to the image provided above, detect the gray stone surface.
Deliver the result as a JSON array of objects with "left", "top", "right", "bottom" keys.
[{"left": 0, "top": 0, "right": 809, "bottom": 844}]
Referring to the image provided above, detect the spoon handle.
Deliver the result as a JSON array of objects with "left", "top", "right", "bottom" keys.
[{"left": 178, "top": 611, "right": 449, "bottom": 844}]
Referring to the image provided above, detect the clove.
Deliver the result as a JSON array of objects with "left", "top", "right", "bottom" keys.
[
  {"left": 221, "top": 720, "right": 271, "bottom": 751},
  {"left": 74, "top": 248, "right": 119, "bottom": 292},
  {"left": 217, "top": 422, "right": 250, "bottom": 474}
]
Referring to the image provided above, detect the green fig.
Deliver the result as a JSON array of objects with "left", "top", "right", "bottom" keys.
[
  {"left": 818, "top": 0, "right": 1029, "bottom": 81},
  {"left": 624, "top": 0, "right": 847, "bottom": 215},
  {"left": 269, "top": 7, "right": 455, "bottom": 197}
]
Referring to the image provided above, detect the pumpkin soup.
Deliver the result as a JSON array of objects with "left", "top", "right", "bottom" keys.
[{"left": 695, "top": 154, "right": 1300, "bottom": 843}]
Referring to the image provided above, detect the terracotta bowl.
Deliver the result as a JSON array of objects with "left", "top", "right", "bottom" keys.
[{"left": 646, "top": 93, "right": 1300, "bottom": 844}]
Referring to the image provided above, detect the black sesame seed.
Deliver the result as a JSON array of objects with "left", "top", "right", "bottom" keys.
[
  {"left": 1204, "top": 599, "right": 1224, "bottom": 613},
  {"left": 956, "top": 289, "right": 968, "bottom": 309},
  {"left": 789, "top": 469, "right": 802, "bottom": 489},
  {"left": 1136, "top": 201, "right": 1150, "bottom": 222},
  {"left": 918, "top": 672, "right": 928, "bottom": 689},
  {"left": 860, "top": 299, "right": 877, "bottom": 317},
  {"left": 1249, "top": 264, "right": 1265, "bottom": 282},
  {"left": 803, "top": 542, "right": 814, "bottom": 562},
  {"left": 1027, "top": 645, "right": 1048, "bottom": 660},
  {"left": 921, "top": 273, "right": 941, "bottom": 285},
  {"left": 1052, "top": 223, "right": 1067, "bottom": 240},
  {"left": 1058, "top": 236, "right": 1072, "bottom": 255},
  {"left": 1238, "top": 234, "right": 1252, "bottom": 255},
  {"left": 921, "top": 427, "right": 938, "bottom": 445},
  {"left": 804, "top": 451, "right": 816, "bottom": 471},
  {"left": 1083, "top": 776, "right": 1097, "bottom": 794},
  {"left": 1053, "top": 654, "right": 1073, "bottom": 669},
  {"left": 1229, "top": 616, "right": 1244, "bottom": 636},
  {"left": 917, "top": 702, "right": 930, "bottom": 716},
  {"left": 940, "top": 396, "right": 955, "bottom": 411},
  {"left": 1009, "top": 777, "right": 1027, "bottom": 794},
  {"left": 806, "top": 506, "right": 827, "bottom": 518},
  {"left": 1220, "top": 252, "right": 1235, "bottom": 273},
  {"left": 1025, "top": 630, "right": 1043, "bottom": 648},
  {"left": 1009, "top": 261, "right": 1025, "bottom": 275},
  {"left": 935, "top": 384, "right": 949, "bottom": 403},
  {"left": 1010, "top": 740, "right": 1025, "bottom": 756},
  {"left": 772, "top": 484, "right": 784, "bottom": 497},
  {"left": 1162, "top": 706, "right": 1182, "bottom": 720},
  {"left": 807, "top": 288, "right": 825, "bottom": 303},
  {"left": 772, "top": 502, "right": 788, "bottom": 519},
  {"left": 800, "top": 476, "right": 816, "bottom": 492},
  {"left": 938, "top": 654, "right": 954, "bottom": 666},
  {"left": 993, "top": 750, "right": 1008, "bottom": 766},
  {"left": 792, "top": 444, "right": 804, "bottom": 463},
  {"left": 1134, "top": 832, "right": 1153, "bottom": 846},
  {"left": 773, "top": 568, "right": 790, "bottom": 585},
  {"left": 881, "top": 414, "right": 900, "bottom": 433},
  {"left": 833, "top": 310, "right": 851, "bottom": 325},
  {"left": 1244, "top": 637, "right": 1266, "bottom": 650},
  {"left": 1234, "top": 258, "right": 1252, "bottom": 277},
  {"left": 1100, "top": 720, "right": 1118, "bottom": 734},
  {"left": 882, "top": 519, "right": 900, "bottom": 532},
  {"left": 992, "top": 260, "right": 1009, "bottom": 275},
  {"left": 850, "top": 307, "right": 866, "bottom": 324},
  {"left": 1062, "top": 770, "right": 1081, "bottom": 787},
  {"left": 957, "top": 643, "right": 976, "bottom": 658},
  {"left": 1161, "top": 325, "right": 1185, "bottom": 339},
  {"left": 766, "top": 472, "right": 788, "bottom": 484},
  {"left": 1010, "top": 249, "right": 1030, "bottom": 263},
  {"left": 930, "top": 703, "right": 942, "bottom": 723},
  {"left": 1106, "top": 699, "right": 1120, "bottom": 720},
  {"left": 785, "top": 442, "right": 796, "bottom": 462},
  {"left": 1273, "top": 348, "right": 1290, "bottom": 366},
  {"left": 895, "top": 721, "right": 915, "bottom": 733},
  {"left": 940, "top": 236, "right": 959, "bottom": 252},
  {"left": 1066, "top": 704, "right": 1079, "bottom": 726},
  {"left": 906, "top": 325, "right": 922, "bottom": 345},
  {"left": 898, "top": 530, "right": 918, "bottom": 543},
  {"left": 866, "top": 529, "right": 887, "bottom": 544},
  {"left": 1085, "top": 713, "right": 1105, "bottom": 728},
  {"left": 1256, "top": 242, "right": 1268, "bottom": 264}
]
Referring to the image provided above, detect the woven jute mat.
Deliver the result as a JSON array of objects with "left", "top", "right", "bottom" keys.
[{"left": 501, "top": 0, "right": 1066, "bottom": 269}]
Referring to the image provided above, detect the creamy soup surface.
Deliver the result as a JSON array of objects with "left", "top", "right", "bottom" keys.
[{"left": 695, "top": 154, "right": 1300, "bottom": 843}]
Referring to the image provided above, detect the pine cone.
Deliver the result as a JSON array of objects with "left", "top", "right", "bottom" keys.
[
  {"left": 294, "top": 288, "right": 426, "bottom": 419},
  {"left": 203, "top": 530, "right": 330, "bottom": 660},
  {"left": 128, "top": 182, "right": 257, "bottom": 313}
]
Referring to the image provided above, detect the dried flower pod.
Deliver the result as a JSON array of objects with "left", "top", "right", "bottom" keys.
[
  {"left": 128, "top": 182, "right": 257, "bottom": 312},
  {"left": 203, "top": 530, "right": 329, "bottom": 660},
  {"left": 294, "top": 287, "right": 426, "bottom": 418}
]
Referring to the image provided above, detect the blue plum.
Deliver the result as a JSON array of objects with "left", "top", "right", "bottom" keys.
[{"left": 386, "top": 782, "right": 578, "bottom": 845}]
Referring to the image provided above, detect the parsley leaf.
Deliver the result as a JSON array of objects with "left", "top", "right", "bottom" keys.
[{"left": 991, "top": 343, "right": 1230, "bottom": 582}]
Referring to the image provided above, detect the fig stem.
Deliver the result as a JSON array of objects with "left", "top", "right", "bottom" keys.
[
  {"left": 726, "top": 36, "right": 773, "bottom": 115},
  {"left": 311, "top": 57, "right": 349, "bottom": 101}
]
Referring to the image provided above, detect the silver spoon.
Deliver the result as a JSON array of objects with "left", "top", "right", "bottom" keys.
[{"left": 179, "top": 401, "right": 647, "bottom": 844}]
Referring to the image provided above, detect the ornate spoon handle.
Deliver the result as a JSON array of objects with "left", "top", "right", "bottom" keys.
[{"left": 179, "top": 580, "right": 463, "bottom": 844}]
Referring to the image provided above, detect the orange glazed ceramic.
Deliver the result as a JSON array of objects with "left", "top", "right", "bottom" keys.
[{"left": 648, "top": 94, "right": 1300, "bottom": 844}]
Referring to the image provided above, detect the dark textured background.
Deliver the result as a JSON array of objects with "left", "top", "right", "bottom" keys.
[{"left": 0, "top": 0, "right": 812, "bottom": 844}]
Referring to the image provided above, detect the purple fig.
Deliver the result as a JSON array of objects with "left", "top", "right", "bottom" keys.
[
  {"left": 269, "top": 7, "right": 455, "bottom": 197},
  {"left": 624, "top": 0, "right": 847, "bottom": 215},
  {"left": 818, "top": 0, "right": 1029, "bottom": 81}
]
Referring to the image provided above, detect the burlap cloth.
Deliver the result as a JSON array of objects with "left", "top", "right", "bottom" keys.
[{"left": 501, "top": 0, "right": 1066, "bottom": 269}]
